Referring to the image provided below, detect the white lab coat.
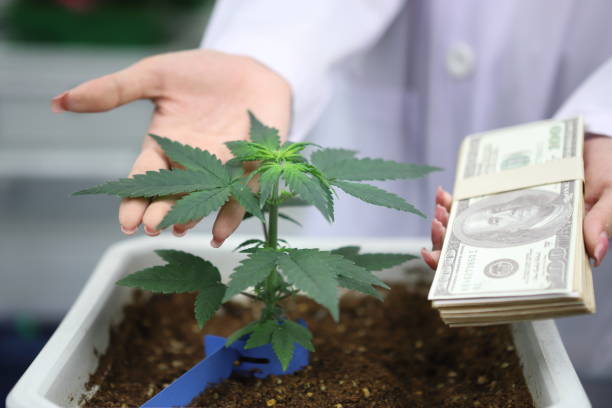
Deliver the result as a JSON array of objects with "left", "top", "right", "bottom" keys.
[{"left": 203, "top": 1, "right": 612, "bottom": 378}]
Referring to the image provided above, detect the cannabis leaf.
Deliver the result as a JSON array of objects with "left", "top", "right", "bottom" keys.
[
  {"left": 74, "top": 169, "right": 225, "bottom": 198},
  {"left": 310, "top": 148, "right": 357, "bottom": 174},
  {"left": 258, "top": 165, "right": 283, "bottom": 206},
  {"left": 282, "top": 163, "right": 334, "bottom": 222},
  {"left": 282, "top": 320, "right": 314, "bottom": 351},
  {"left": 149, "top": 134, "right": 231, "bottom": 182},
  {"left": 234, "top": 239, "right": 265, "bottom": 252},
  {"left": 226, "top": 321, "right": 258, "bottom": 346},
  {"left": 312, "top": 151, "right": 440, "bottom": 181},
  {"left": 331, "top": 246, "right": 417, "bottom": 271},
  {"left": 158, "top": 187, "right": 232, "bottom": 229},
  {"left": 225, "top": 140, "right": 274, "bottom": 162},
  {"left": 230, "top": 182, "right": 265, "bottom": 222},
  {"left": 333, "top": 180, "right": 425, "bottom": 218},
  {"left": 248, "top": 110, "right": 281, "bottom": 150},
  {"left": 223, "top": 249, "right": 280, "bottom": 301},
  {"left": 244, "top": 320, "right": 277, "bottom": 349},
  {"left": 195, "top": 284, "right": 226, "bottom": 327},
  {"left": 117, "top": 250, "right": 226, "bottom": 327},
  {"left": 277, "top": 249, "right": 340, "bottom": 320},
  {"left": 271, "top": 323, "right": 295, "bottom": 371}
]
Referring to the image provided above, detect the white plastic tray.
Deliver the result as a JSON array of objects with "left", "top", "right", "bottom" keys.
[{"left": 7, "top": 235, "right": 591, "bottom": 407}]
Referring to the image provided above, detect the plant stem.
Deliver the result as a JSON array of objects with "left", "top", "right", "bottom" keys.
[
  {"left": 262, "top": 182, "right": 281, "bottom": 314},
  {"left": 266, "top": 183, "right": 279, "bottom": 249}
]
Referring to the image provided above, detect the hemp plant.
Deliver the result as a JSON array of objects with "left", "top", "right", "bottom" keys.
[{"left": 75, "top": 112, "right": 438, "bottom": 370}]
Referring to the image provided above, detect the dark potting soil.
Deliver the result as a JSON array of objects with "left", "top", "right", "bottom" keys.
[{"left": 83, "top": 284, "right": 534, "bottom": 407}]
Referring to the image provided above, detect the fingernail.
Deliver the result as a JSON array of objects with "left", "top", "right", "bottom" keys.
[
  {"left": 173, "top": 227, "right": 186, "bottom": 237},
  {"left": 210, "top": 239, "right": 222, "bottom": 248},
  {"left": 144, "top": 226, "right": 160, "bottom": 236},
  {"left": 420, "top": 248, "right": 435, "bottom": 269},
  {"left": 51, "top": 92, "right": 68, "bottom": 113},
  {"left": 594, "top": 232, "right": 609, "bottom": 266},
  {"left": 120, "top": 225, "right": 137, "bottom": 235}
]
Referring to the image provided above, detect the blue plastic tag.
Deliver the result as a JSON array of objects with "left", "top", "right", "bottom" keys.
[{"left": 141, "top": 320, "right": 309, "bottom": 407}]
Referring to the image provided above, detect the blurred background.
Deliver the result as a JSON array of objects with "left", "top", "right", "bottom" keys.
[{"left": 0, "top": 0, "right": 610, "bottom": 406}]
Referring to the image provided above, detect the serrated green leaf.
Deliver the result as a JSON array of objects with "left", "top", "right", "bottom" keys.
[
  {"left": 310, "top": 148, "right": 357, "bottom": 174},
  {"left": 333, "top": 180, "right": 425, "bottom": 218},
  {"left": 278, "top": 196, "right": 309, "bottom": 207},
  {"left": 325, "top": 253, "right": 389, "bottom": 290},
  {"left": 271, "top": 324, "right": 294, "bottom": 371},
  {"left": 258, "top": 165, "right": 283, "bottom": 206},
  {"left": 149, "top": 134, "right": 231, "bottom": 183},
  {"left": 154, "top": 249, "right": 222, "bottom": 282},
  {"left": 223, "top": 249, "right": 279, "bottom": 301},
  {"left": 320, "top": 157, "right": 440, "bottom": 181},
  {"left": 282, "top": 320, "right": 314, "bottom": 352},
  {"left": 349, "top": 253, "right": 418, "bottom": 271},
  {"left": 330, "top": 247, "right": 417, "bottom": 271},
  {"left": 244, "top": 320, "right": 276, "bottom": 349},
  {"left": 337, "top": 276, "right": 384, "bottom": 300},
  {"left": 248, "top": 111, "right": 281, "bottom": 150},
  {"left": 117, "top": 265, "right": 202, "bottom": 293},
  {"left": 195, "top": 283, "right": 226, "bottom": 328},
  {"left": 234, "top": 239, "right": 265, "bottom": 252},
  {"left": 282, "top": 163, "right": 334, "bottom": 222},
  {"left": 278, "top": 212, "right": 302, "bottom": 227},
  {"left": 226, "top": 321, "right": 258, "bottom": 346},
  {"left": 277, "top": 249, "right": 339, "bottom": 320},
  {"left": 330, "top": 246, "right": 360, "bottom": 257},
  {"left": 74, "top": 169, "right": 225, "bottom": 198},
  {"left": 158, "top": 187, "right": 232, "bottom": 229},
  {"left": 225, "top": 140, "right": 274, "bottom": 162},
  {"left": 231, "top": 182, "right": 265, "bottom": 222}
]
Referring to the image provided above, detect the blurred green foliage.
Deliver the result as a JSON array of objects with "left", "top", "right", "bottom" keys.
[{"left": 4, "top": 0, "right": 214, "bottom": 46}]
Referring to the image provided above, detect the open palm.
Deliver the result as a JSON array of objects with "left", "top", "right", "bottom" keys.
[{"left": 52, "top": 49, "right": 292, "bottom": 245}]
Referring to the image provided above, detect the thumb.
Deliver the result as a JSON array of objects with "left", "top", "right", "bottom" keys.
[
  {"left": 583, "top": 189, "right": 612, "bottom": 266},
  {"left": 51, "top": 58, "right": 161, "bottom": 113}
]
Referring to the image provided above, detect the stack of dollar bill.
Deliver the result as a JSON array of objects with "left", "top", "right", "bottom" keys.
[{"left": 428, "top": 117, "right": 596, "bottom": 327}]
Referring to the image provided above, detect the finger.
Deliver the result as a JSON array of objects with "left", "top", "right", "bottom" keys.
[
  {"left": 583, "top": 190, "right": 612, "bottom": 266},
  {"left": 421, "top": 248, "right": 441, "bottom": 270},
  {"left": 173, "top": 219, "right": 201, "bottom": 237},
  {"left": 51, "top": 59, "right": 160, "bottom": 113},
  {"left": 435, "top": 204, "right": 449, "bottom": 227},
  {"left": 211, "top": 198, "right": 246, "bottom": 248},
  {"left": 435, "top": 186, "right": 452, "bottom": 212},
  {"left": 210, "top": 167, "right": 260, "bottom": 246},
  {"left": 142, "top": 197, "right": 175, "bottom": 236},
  {"left": 119, "top": 198, "right": 148, "bottom": 234},
  {"left": 118, "top": 148, "right": 169, "bottom": 233},
  {"left": 431, "top": 219, "right": 446, "bottom": 251}
]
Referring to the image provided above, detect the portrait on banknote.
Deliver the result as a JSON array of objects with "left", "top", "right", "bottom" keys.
[{"left": 453, "top": 188, "right": 572, "bottom": 248}]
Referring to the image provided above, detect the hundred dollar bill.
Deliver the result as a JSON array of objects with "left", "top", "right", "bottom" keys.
[
  {"left": 429, "top": 118, "right": 583, "bottom": 301},
  {"left": 428, "top": 180, "right": 580, "bottom": 300},
  {"left": 458, "top": 118, "right": 580, "bottom": 180}
]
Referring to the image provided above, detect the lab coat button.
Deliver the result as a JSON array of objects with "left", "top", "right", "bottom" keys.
[{"left": 446, "top": 42, "right": 475, "bottom": 79}]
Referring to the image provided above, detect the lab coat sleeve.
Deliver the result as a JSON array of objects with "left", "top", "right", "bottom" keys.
[
  {"left": 201, "top": 0, "right": 404, "bottom": 141},
  {"left": 555, "top": 57, "right": 612, "bottom": 137}
]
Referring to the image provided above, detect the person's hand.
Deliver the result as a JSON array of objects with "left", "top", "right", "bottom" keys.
[
  {"left": 582, "top": 133, "right": 612, "bottom": 266},
  {"left": 421, "top": 133, "right": 612, "bottom": 269},
  {"left": 51, "top": 49, "right": 292, "bottom": 246},
  {"left": 420, "top": 186, "right": 452, "bottom": 270}
]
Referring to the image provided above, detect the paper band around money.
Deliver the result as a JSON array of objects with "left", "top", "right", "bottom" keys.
[{"left": 453, "top": 156, "right": 584, "bottom": 200}]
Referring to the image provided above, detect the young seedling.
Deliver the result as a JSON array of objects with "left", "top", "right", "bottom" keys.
[{"left": 75, "top": 112, "right": 438, "bottom": 370}]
